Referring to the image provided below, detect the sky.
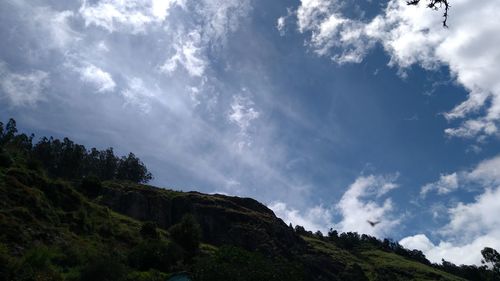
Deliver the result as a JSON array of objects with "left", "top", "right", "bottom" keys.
[{"left": 1, "top": 0, "right": 500, "bottom": 266}]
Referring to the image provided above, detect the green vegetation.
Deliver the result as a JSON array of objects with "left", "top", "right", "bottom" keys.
[{"left": 1, "top": 118, "right": 500, "bottom": 281}]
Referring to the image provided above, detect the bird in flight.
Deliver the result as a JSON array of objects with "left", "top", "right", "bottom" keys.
[{"left": 367, "top": 220, "right": 381, "bottom": 227}]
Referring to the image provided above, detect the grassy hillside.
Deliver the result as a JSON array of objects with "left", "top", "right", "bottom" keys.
[
  {"left": 1, "top": 119, "right": 499, "bottom": 281},
  {"left": 302, "top": 236, "right": 465, "bottom": 281}
]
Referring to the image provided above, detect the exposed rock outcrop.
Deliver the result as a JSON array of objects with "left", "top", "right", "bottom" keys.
[{"left": 98, "top": 182, "right": 304, "bottom": 257}]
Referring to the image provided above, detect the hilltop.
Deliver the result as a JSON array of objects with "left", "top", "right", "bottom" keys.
[{"left": 1, "top": 119, "right": 499, "bottom": 281}]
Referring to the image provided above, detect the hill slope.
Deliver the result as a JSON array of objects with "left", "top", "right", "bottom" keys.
[
  {"left": 1, "top": 120, "right": 497, "bottom": 281},
  {"left": 0, "top": 166, "right": 469, "bottom": 280}
]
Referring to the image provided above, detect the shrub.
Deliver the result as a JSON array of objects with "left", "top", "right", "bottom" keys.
[
  {"left": 13, "top": 246, "right": 63, "bottom": 281},
  {"left": 140, "top": 222, "right": 159, "bottom": 240},
  {"left": 80, "top": 256, "right": 128, "bottom": 281},
  {"left": 0, "top": 149, "right": 12, "bottom": 168},
  {"left": 192, "top": 246, "right": 304, "bottom": 281},
  {"left": 0, "top": 244, "right": 13, "bottom": 281},
  {"left": 79, "top": 176, "right": 103, "bottom": 198},
  {"left": 169, "top": 215, "right": 202, "bottom": 256},
  {"left": 128, "top": 240, "right": 183, "bottom": 272}
]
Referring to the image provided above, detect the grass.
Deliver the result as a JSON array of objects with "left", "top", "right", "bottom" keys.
[{"left": 303, "top": 235, "right": 467, "bottom": 281}]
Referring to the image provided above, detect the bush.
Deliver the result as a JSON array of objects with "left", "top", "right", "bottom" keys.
[
  {"left": 0, "top": 149, "right": 12, "bottom": 168},
  {"left": 79, "top": 176, "right": 102, "bottom": 198},
  {"left": 140, "top": 222, "right": 159, "bottom": 240},
  {"left": 80, "top": 256, "right": 128, "bottom": 281},
  {"left": 0, "top": 244, "right": 13, "bottom": 281},
  {"left": 169, "top": 215, "right": 202, "bottom": 256},
  {"left": 192, "top": 246, "right": 304, "bottom": 281},
  {"left": 13, "top": 246, "right": 63, "bottom": 281},
  {"left": 128, "top": 240, "right": 183, "bottom": 272}
]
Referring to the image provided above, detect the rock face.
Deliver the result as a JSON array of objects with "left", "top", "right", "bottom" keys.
[{"left": 98, "top": 182, "right": 304, "bottom": 256}]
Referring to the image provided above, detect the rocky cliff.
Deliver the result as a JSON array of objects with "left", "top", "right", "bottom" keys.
[{"left": 98, "top": 181, "right": 304, "bottom": 257}]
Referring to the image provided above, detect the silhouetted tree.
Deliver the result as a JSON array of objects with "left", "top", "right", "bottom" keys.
[
  {"left": 482, "top": 247, "right": 500, "bottom": 275},
  {"left": 407, "top": 0, "right": 450, "bottom": 27},
  {"left": 116, "top": 152, "right": 153, "bottom": 183}
]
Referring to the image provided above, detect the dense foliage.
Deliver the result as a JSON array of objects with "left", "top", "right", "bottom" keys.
[{"left": 0, "top": 118, "right": 152, "bottom": 183}]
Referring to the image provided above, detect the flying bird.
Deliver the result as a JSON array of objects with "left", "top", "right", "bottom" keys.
[{"left": 367, "top": 220, "right": 381, "bottom": 227}]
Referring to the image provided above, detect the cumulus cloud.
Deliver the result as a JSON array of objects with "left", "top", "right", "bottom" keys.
[
  {"left": 269, "top": 201, "right": 333, "bottom": 234},
  {"left": 70, "top": 63, "right": 116, "bottom": 93},
  {"left": 269, "top": 174, "right": 400, "bottom": 237},
  {"left": 0, "top": 62, "right": 49, "bottom": 106},
  {"left": 287, "top": 0, "right": 500, "bottom": 140},
  {"left": 402, "top": 155, "right": 500, "bottom": 265},
  {"left": 336, "top": 174, "right": 400, "bottom": 237},
  {"left": 420, "top": 172, "right": 459, "bottom": 197},
  {"left": 401, "top": 232, "right": 500, "bottom": 265}
]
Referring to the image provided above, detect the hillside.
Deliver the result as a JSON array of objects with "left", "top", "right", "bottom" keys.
[{"left": 1, "top": 119, "right": 499, "bottom": 281}]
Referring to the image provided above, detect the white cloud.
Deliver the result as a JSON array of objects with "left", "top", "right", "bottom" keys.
[
  {"left": 8, "top": 1, "right": 79, "bottom": 52},
  {"left": 270, "top": 174, "right": 400, "bottom": 237},
  {"left": 402, "top": 155, "right": 500, "bottom": 265},
  {"left": 289, "top": 0, "right": 500, "bottom": 140},
  {"left": 228, "top": 94, "right": 260, "bottom": 150},
  {"left": 76, "top": 64, "right": 116, "bottom": 93},
  {"left": 160, "top": 30, "right": 207, "bottom": 77},
  {"left": 228, "top": 95, "right": 260, "bottom": 132},
  {"left": 0, "top": 62, "right": 49, "bottom": 106},
  {"left": 466, "top": 155, "right": 500, "bottom": 186},
  {"left": 420, "top": 172, "right": 459, "bottom": 197},
  {"left": 336, "top": 174, "right": 400, "bottom": 237},
  {"left": 39, "top": 9, "right": 79, "bottom": 49},
  {"left": 121, "top": 77, "right": 156, "bottom": 112},
  {"left": 269, "top": 201, "right": 333, "bottom": 234},
  {"left": 277, "top": 17, "right": 286, "bottom": 35},
  {"left": 79, "top": 0, "right": 183, "bottom": 33},
  {"left": 295, "top": 0, "right": 375, "bottom": 63}
]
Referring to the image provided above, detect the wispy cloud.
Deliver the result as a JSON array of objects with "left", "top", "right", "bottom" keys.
[
  {"left": 0, "top": 62, "right": 49, "bottom": 106},
  {"left": 420, "top": 173, "right": 459, "bottom": 197}
]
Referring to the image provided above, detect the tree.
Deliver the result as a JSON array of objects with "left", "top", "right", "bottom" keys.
[
  {"left": 117, "top": 152, "right": 153, "bottom": 183},
  {"left": 0, "top": 119, "right": 18, "bottom": 146},
  {"left": 169, "top": 214, "right": 202, "bottom": 256},
  {"left": 481, "top": 247, "right": 500, "bottom": 274},
  {"left": 407, "top": 0, "right": 450, "bottom": 27}
]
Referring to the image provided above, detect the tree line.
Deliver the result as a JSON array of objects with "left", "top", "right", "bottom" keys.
[
  {"left": 292, "top": 224, "right": 500, "bottom": 281},
  {"left": 0, "top": 118, "right": 152, "bottom": 183}
]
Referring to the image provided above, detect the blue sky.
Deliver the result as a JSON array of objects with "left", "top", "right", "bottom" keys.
[{"left": 2, "top": 0, "right": 500, "bottom": 265}]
